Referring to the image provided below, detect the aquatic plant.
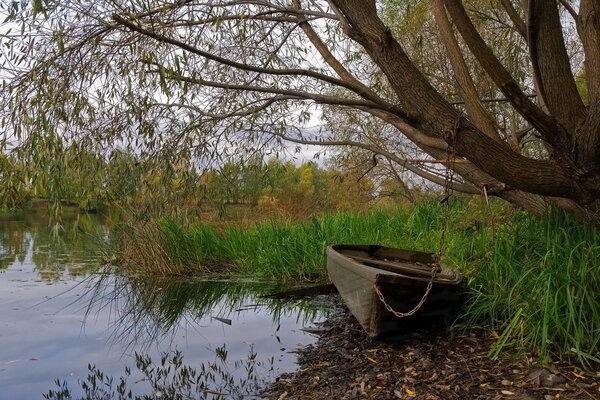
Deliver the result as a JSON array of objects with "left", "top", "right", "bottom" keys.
[
  {"left": 44, "top": 348, "right": 269, "bottom": 400},
  {"left": 82, "top": 274, "right": 328, "bottom": 351}
]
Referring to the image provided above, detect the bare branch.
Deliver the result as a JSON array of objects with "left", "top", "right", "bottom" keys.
[{"left": 270, "top": 130, "right": 480, "bottom": 194}]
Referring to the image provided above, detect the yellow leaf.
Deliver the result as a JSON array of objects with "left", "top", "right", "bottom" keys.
[
  {"left": 571, "top": 371, "right": 585, "bottom": 379},
  {"left": 405, "top": 387, "right": 415, "bottom": 395},
  {"left": 490, "top": 331, "right": 499, "bottom": 339},
  {"left": 367, "top": 357, "right": 378, "bottom": 363},
  {"left": 366, "top": 349, "right": 378, "bottom": 353}
]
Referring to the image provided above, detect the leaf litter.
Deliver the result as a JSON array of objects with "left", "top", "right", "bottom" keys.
[{"left": 265, "top": 298, "right": 599, "bottom": 400}]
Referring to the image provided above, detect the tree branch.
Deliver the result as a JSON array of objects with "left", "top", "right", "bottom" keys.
[
  {"left": 112, "top": 13, "right": 396, "bottom": 113},
  {"left": 148, "top": 64, "right": 383, "bottom": 109},
  {"left": 559, "top": 0, "right": 578, "bottom": 20},
  {"left": 149, "top": 95, "right": 294, "bottom": 120},
  {"left": 443, "top": 0, "right": 570, "bottom": 151},
  {"left": 500, "top": 0, "right": 527, "bottom": 37},
  {"left": 578, "top": 0, "right": 600, "bottom": 107},
  {"left": 291, "top": 0, "right": 390, "bottom": 109},
  {"left": 527, "top": 0, "right": 586, "bottom": 133},
  {"left": 269, "top": 130, "right": 480, "bottom": 194},
  {"left": 432, "top": 0, "right": 500, "bottom": 141}
]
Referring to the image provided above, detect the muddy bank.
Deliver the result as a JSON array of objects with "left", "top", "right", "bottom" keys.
[{"left": 266, "top": 296, "right": 599, "bottom": 400}]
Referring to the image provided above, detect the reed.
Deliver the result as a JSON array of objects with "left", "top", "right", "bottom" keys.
[
  {"left": 457, "top": 208, "right": 600, "bottom": 368},
  {"left": 114, "top": 201, "right": 599, "bottom": 366}
]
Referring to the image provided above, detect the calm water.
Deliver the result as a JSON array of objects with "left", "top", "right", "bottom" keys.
[{"left": 0, "top": 213, "right": 327, "bottom": 399}]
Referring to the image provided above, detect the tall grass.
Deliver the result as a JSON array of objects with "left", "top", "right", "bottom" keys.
[
  {"left": 118, "top": 204, "right": 452, "bottom": 280},
  {"left": 458, "top": 208, "right": 600, "bottom": 368},
  {"left": 114, "top": 201, "right": 599, "bottom": 367}
]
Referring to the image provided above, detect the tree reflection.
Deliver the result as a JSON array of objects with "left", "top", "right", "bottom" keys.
[
  {"left": 0, "top": 213, "right": 109, "bottom": 279},
  {"left": 82, "top": 273, "right": 329, "bottom": 351}
]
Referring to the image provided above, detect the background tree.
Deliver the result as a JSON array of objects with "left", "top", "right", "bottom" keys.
[{"left": 1, "top": 0, "right": 598, "bottom": 223}]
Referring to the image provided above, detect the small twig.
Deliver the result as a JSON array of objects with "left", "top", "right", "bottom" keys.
[{"left": 557, "top": 371, "right": 597, "bottom": 399}]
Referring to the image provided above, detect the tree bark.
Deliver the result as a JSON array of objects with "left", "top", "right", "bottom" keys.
[{"left": 331, "top": 1, "right": 582, "bottom": 197}]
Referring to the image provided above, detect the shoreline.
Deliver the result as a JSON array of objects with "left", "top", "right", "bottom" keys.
[{"left": 265, "top": 295, "right": 599, "bottom": 399}]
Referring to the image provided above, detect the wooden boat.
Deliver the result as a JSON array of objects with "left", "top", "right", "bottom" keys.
[{"left": 326, "top": 244, "right": 464, "bottom": 337}]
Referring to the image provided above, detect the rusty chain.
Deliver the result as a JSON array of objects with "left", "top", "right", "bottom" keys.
[{"left": 375, "top": 117, "right": 459, "bottom": 318}]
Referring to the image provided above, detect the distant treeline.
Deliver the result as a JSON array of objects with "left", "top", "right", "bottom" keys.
[{"left": 0, "top": 149, "right": 417, "bottom": 216}]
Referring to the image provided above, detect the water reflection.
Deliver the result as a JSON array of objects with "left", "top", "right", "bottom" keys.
[
  {"left": 0, "top": 214, "right": 328, "bottom": 399},
  {"left": 0, "top": 212, "right": 109, "bottom": 278},
  {"left": 83, "top": 273, "right": 328, "bottom": 352}
]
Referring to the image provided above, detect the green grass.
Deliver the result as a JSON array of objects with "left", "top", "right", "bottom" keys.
[
  {"left": 131, "top": 203, "right": 451, "bottom": 280},
  {"left": 114, "top": 200, "right": 600, "bottom": 368},
  {"left": 458, "top": 208, "right": 600, "bottom": 368}
]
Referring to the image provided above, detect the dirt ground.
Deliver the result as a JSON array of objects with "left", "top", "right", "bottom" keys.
[{"left": 265, "top": 296, "right": 599, "bottom": 400}]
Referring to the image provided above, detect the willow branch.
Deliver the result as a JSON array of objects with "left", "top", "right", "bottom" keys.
[
  {"left": 112, "top": 14, "right": 395, "bottom": 113},
  {"left": 500, "top": 0, "right": 527, "bottom": 37},
  {"left": 559, "top": 0, "right": 578, "bottom": 20},
  {"left": 270, "top": 131, "right": 480, "bottom": 194},
  {"left": 149, "top": 95, "right": 294, "bottom": 120},
  {"left": 443, "top": 0, "right": 566, "bottom": 149},
  {"left": 291, "top": 0, "right": 389, "bottom": 108},
  {"left": 362, "top": 108, "right": 448, "bottom": 151},
  {"left": 527, "top": 0, "right": 586, "bottom": 133},
  {"left": 148, "top": 65, "right": 382, "bottom": 109},
  {"left": 432, "top": 0, "right": 500, "bottom": 141}
]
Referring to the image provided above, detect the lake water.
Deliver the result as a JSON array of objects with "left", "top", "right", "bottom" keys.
[{"left": 0, "top": 213, "right": 327, "bottom": 399}]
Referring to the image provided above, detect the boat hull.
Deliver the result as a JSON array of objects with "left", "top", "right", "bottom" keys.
[{"left": 326, "top": 244, "right": 465, "bottom": 337}]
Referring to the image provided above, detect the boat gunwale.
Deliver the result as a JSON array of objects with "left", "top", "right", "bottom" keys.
[{"left": 326, "top": 245, "right": 462, "bottom": 286}]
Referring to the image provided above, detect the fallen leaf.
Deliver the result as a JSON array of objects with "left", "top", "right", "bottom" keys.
[
  {"left": 367, "top": 357, "right": 378, "bottom": 363},
  {"left": 501, "top": 390, "right": 515, "bottom": 396},
  {"left": 405, "top": 387, "right": 415, "bottom": 395},
  {"left": 571, "top": 371, "right": 585, "bottom": 379}
]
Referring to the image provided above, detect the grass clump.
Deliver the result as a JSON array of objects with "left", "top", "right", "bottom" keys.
[
  {"left": 114, "top": 201, "right": 599, "bottom": 367},
  {"left": 459, "top": 208, "right": 600, "bottom": 368},
  {"left": 115, "top": 204, "right": 452, "bottom": 280}
]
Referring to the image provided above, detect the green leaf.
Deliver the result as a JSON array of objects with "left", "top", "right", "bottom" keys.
[{"left": 33, "top": 0, "right": 45, "bottom": 17}]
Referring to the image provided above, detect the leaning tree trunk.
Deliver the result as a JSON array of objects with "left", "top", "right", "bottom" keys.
[{"left": 330, "top": 0, "right": 600, "bottom": 224}]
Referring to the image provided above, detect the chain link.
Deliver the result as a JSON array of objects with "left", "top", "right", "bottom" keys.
[{"left": 375, "top": 116, "right": 459, "bottom": 318}]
